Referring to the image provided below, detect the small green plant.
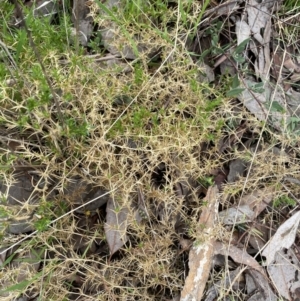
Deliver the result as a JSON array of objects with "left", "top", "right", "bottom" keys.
[
  {"left": 198, "top": 176, "right": 214, "bottom": 188},
  {"left": 273, "top": 195, "right": 296, "bottom": 208}
]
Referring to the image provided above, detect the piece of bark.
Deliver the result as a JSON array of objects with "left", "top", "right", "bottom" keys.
[{"left": 180, "top": 185, "right": 219, "bottom": 301}]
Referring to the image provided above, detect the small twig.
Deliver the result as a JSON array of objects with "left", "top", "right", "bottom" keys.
[
  {"left": 0, "top": 39, "right": 18, "bottom": 70},
  {"left": 0, "top": 135, "right": 41, "bottom": 148},
  {"left": 58, "top": 54, "right": 121, "bottom": 64}
]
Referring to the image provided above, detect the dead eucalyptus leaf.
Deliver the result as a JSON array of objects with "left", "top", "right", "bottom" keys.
[
  {"left": 247, "top": 0, "right": 270, "bottom": 44},
  {"left": 236, "top": 20, "right": 251, "bottom": 45},
  {"left": 240, "top": 186, "right": 275, "bottom": 217},
  {"left": 262, "top": 211, "right": 300, "bottom": 265},
  {"left": 267, "top": 249, "right": 300, "bottom": 300},
  {"left": 245, "top": 270, "right": 277, "bottom": 301},
  {"left": 219, "top": 205, "right": 255, "bottom": 225},
  {"left": 214, "top": 241, "right": 266, "bottom": 276},
  {"left": 104, "top": 197, "right": 129, "bottom": 255}
]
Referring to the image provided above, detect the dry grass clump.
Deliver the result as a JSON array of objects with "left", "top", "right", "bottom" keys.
[{"left": 0, "top": 19, "right": 223, "bottom": 301}]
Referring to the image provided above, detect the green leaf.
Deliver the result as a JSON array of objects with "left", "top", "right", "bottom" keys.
[
  {"left": 232, "top": 53, "right": 245, "bottom": 63},
  {"left": 226, "top": 88, "right": 245, "bottom": 97},
  {"left": 0, "top": 252, "right": 16, "bottom": 269},
  {"left": 2, "top": 280, "right": 31, "bottom": 292},
  {"left": 200, "top": 49, "right": 211, "bottom": 60},
  {"left": 234, "top": 38, "right": 250, "bottom": 54},
  {"left": 250, "top": 82, "right": 265, "bottom": 93},
  {"left": 232, "top": 75, "right": 240, "bottom": 89},
  {"left": 269, "top": 101, "right": 285, "bottom": 113},
  {"left": 16, "top": 29, "right": 27, "bottom": 62}
]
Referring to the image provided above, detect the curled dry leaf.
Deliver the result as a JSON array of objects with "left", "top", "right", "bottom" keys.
[
  {"left": 180, "top": 185, "right": 219, "bottom": 301},
  {"left": 104, "top": 197, "right": 129, "bottom": 255},
  {"left": 214, "top": 241, "right": 266, "bottom": 276},
  {"left": 262, "top": 211, "right": 300, "bottom": 265}
]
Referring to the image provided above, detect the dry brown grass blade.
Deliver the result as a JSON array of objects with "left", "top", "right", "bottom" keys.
[{"left": 180, "top": 185, "right": 219, "bottom": 301}]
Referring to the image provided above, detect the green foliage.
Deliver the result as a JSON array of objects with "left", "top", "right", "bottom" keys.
[
  {"left": 34, "top": 217, "right": 51, "bottom": 232},
  {"left": 64, "top": 117, "right": 90, "bottom": 138},
  {"left": 198, "top": 176, "right": 214, "bottom": 187},
  {"left": 0, "top": 206, "right": 9, "bottom": 219},
  {"left": 273, "top": 195, "right": 296, "bottom": 208}
]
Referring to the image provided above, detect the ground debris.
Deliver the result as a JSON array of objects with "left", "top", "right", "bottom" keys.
[{"left": 180, "top": 185, "right": 219, "bottom": 301}]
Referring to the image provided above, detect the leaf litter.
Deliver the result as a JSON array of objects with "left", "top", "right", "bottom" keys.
[{"left": 2, "top": 0, "right": 300, "bottom": 300}]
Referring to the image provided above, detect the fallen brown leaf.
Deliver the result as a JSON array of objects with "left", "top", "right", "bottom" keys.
[
  {"left": 246, "top": 269, "right": 277, "bottom": 301},
  {"left": 214, "top": 241, "right": 266, "bottom": 276},
  {"left": 104, "top": 197, "right": 129, "bottom": 255}
]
